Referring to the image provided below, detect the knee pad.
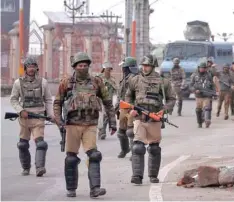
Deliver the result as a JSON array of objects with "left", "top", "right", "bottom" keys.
[
  {"left": 65, "top": 153, "right": 81, "bottom": 167},
  {"left": 35, "top": 138, "right": 48, "bottom": 151},
  {"left": 132, "top": 141, "right": 146, "bottom": 155},
  {"left": 126, "top": 127, "right": 134, "bottom": 138},
  {"left": 147, "top": 143, "right": 161, "bottom": 155},
  {"left": 117, "top": 129, "right": 126, "bottom": 138},
  {"left": 87, "top": 149, "right": 102, "bottom": 162},
  {"left": 17, "top": 139, "right": 29, "bottom": 150}
]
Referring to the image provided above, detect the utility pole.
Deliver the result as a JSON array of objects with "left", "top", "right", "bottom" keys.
[
  {"left": 100, "top": 11, "right": 121, "bottom": 62},
  {"left": 129, "top": 0, "right": 150, "bottom": 60},
  {"left": 131, "top": 0, "right": 136, "bottom": 57},
  {"left": 64, "top": 8, "right": 121, "bottom": 64},
  {"left": 125, "top": 0, "right": 133, "bottom": 57},
  {"left": 217, "top": 33, "right": 233, "bottom": 42},
  {"left": 64, "top": 0, "right": 86, "bottom": 26},
  {"left": 19, "top": 0, "right": 24, "bottom": 76}
]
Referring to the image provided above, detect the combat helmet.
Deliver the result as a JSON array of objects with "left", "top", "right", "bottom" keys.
[
  {"left": 198, "top": 62, "right": 207, "bottom": 68},
  {"left": 71, "top": 52, "right": 92, "bottom": 68},
  {"left": 122, "top": 57, "right": 137, "bottom": 68},
  {"left": 23, "top": 56, "right": 38, "bottom": 70},
  {"left": 207, "top": 57, "right": 214, "bottom": 63},
  {"left": 140, "top": 54, "right": 158, "bottom": 67},
  {"left": 173, "top": 57, "right": 180, "bottom": 65},
  {"left": 223, "top": 63, "right": 231, "bottom": 68},
  {"left": 101, "top": 61, "right": 112, "bottom": 73}
]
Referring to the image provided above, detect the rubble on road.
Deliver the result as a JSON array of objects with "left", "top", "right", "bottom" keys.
[{"left": 177, "top": 165, "right": 234, "bottom": 188}]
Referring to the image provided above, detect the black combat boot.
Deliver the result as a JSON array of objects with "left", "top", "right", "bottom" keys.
[
  {"left": 87, "top": 149, "right": 106, "bottom": 198},
  {"left": 117, "top": 129, "right": 130, "bottom": 158},
  {"left": 196, "top": 108, "right": 203, "bottom": 128},
  {"left": 177, "top": 100, "right": 183, "bottom": 116},
  {"left": 131, "top": 141, "right": 146, "bottom": 185},
  {"left": 204, "top": 108, "right": 212, "bottom": 128},
  {"left": 17, "top": 139, "right": 31, "bottom": 176},
  {"left": 35, "top": 137, "right": 48, "bottom": 177},
  {"left": 147, "top": 143, "right": 161, "bottom": 183},
  {"left": 65, "top": 152, "right": 80, "bottom": 197}
]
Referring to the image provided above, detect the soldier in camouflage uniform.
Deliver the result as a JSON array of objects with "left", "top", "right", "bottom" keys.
[
  {"left": 207, "top": 57, "right": 218, "bottom": 78},
  {"left": 216, "top": 63, "right": 234, "bottom": 120},
  {"left": 53, "top": 52, "right": 117, "bottom": 198},
  {"left": 206, "top": 57, "right": 218, "bottom": 118},
  {"left": 230, "top": 62, "right": 234, "bottom": 116},
  {"left": 125, "top": 55, "right": 176, "bottom": 184},
  {"left": 190, "top": 62, "right": 216, "bottom": 128},
  {"left": 115, "top": 57, "right": 139, "bottom": 160},
  {"left": 10, "top": 56, "right": 53, "bottom": 177},
  {"left": 169, "top": 58, "right": 186, "bottom": 116},
  {"left": 98, "top": 61, "right": 117, "bottom": 140}
]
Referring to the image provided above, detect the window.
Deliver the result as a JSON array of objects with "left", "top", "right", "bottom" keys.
[
  {"left": 217, "top": 49, "right": 222, "bottom": 56},
  {"left": 217, "top": 49, "right": 233, "bottom": 57},
  {"left": 1, "top": 0, "right": 15, "bottom": 12},
  {"left": 227, "top": 50, "right": 232, "bottom": 56},
  {"left": 165, "top": 43, "right": 208, "bottom": 58},
  {"left": 208, "top": 45, "right": 215, "bottom": 57},
  {"left": 186, "top": 44, "right": 207, "bottom": 58},
  {"left": 165, "top": 44, "right": 185, "bottom": 58}
]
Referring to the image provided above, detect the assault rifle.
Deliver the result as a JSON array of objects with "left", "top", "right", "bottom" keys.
[
  {"left": 195, "top": 88, "right": 217, "bottom": 97},
  {"left": 59, "top": 107, "right": 67, "bottom": 152},
  {"left": 219, "top": 80, "right": 231, "bottom": 88},
  {"left": 119, "top": 100, "right": 178, "bottom": 128},
  {"left": 59, "top": 124, "right": 66, "bottom": 152},
  {"left": 4, "top": 112, "right": 52, "bottom": 121}
]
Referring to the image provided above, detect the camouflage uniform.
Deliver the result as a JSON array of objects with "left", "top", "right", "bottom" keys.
[
  {"left": 216, "top": 64, "right": 234, "bottom": 120},
  {"left": 207, "top": 57, "right": 218, "bottom": 119},
  {"left": 98, "top": 62, "right": 117, "bottom": 140},
  {"left": 53, "top": 52, "right": 117, "bottom": 198},
  {"left": 10, "top": 56, "right": 53, "bottom": 177},
  {"left": 169, "top": 58, "right": 186, "bottom": 116},
  {"left": 115, "top": 57, "right": 139, "bottom": 159},
  {"left": 190, "top": 62, "right": 215, "bottom": 128},
  {"left": 125, "top": 55, "right": 176, "bottom": 185}
]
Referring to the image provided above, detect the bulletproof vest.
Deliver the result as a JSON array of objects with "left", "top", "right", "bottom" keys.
[
  {"left": 170, "top": 67, "right": 183, "bottom": 84},
  {"left": 219, "top": 72, "right": 232, "bottom": 91},
  {"left": 64, "top": 76, "right": 102, "bottom": 125},
  {"left": 193, "top": 72, "right": 212, "bottom": 90},
  {"left": 118, "top": 74, "right": 135, "bottom": 100},
  {"left": 19, "top": 77, "right": 44, "bottom": 108},
  {"left": 135, "top": 72, "right": 163, "bottom": 112}
]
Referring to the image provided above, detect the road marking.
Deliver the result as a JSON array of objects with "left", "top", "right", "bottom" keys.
[{"left": 149, "top": 155, "right": 190, "bottom": 202}]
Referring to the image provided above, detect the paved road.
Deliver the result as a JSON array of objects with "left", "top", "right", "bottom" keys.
[{"left": 1, "top": 97, "right": 234, "bottom": 201}]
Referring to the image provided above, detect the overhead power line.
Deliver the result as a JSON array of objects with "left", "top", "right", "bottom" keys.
[{"left": 150, "top": 0, "right": 160, "bottom": 6}]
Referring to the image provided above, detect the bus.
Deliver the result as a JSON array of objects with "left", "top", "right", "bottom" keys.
[{"left": 160, "top": 21, "right": 233, "bottom": 98}]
